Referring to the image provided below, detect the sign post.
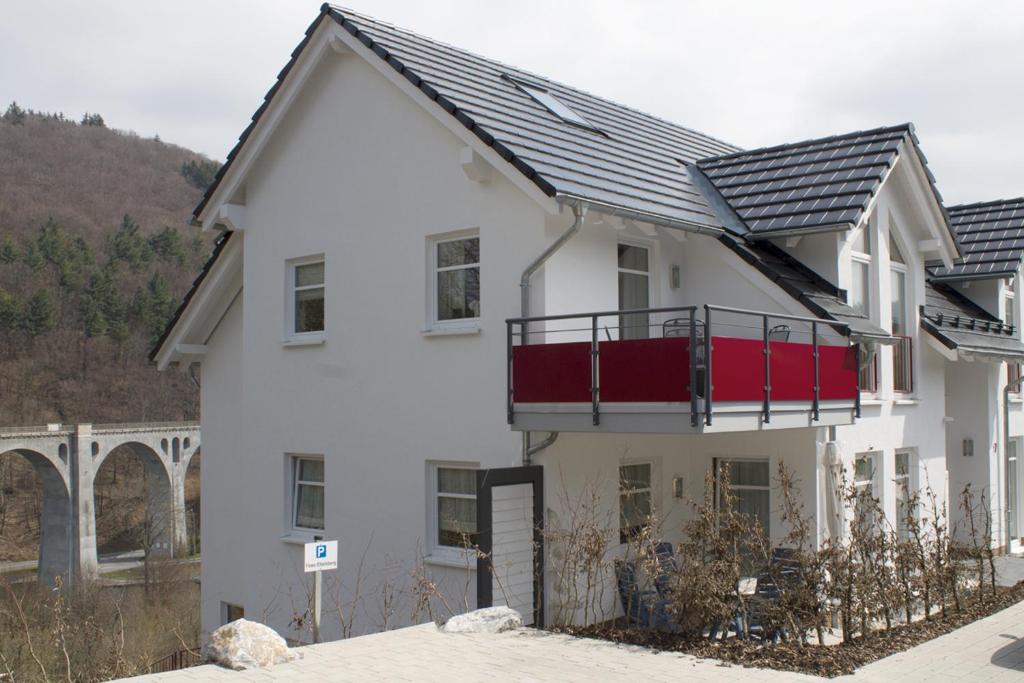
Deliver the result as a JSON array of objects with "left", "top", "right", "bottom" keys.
[{"left": 304, "top": 539, "right": 338, "bottom": 643}]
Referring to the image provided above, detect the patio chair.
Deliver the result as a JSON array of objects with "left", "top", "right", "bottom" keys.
[
  {"left": 767, "top": 324, "right": 791, "bottom": 342},
  {"left": 614, "top": 559, "right": 673, "bottom": 630},
  {"left": 662, "top": 319, "right": 706, "bottom": 398},
  {"left": 652, "top": 542, "right": 677, "bottom": 597}
]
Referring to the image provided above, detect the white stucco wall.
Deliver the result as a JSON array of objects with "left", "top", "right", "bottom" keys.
[{"left": 197, "top": 46, "right": 558, "bottom": 639}]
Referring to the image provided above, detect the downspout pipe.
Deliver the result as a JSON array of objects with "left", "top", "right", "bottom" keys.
[
  {"left": 523, "top": 431, "right": 558, "bottom": 466},
  {"left": 520, "top": 202, "right": 587, "bottom": 338},
  {"left": 517, "top": 203, "right": 584, "bottom": 466},
  {"left": 1003, "top": 371, "right": 1024, "bottom": 550}
]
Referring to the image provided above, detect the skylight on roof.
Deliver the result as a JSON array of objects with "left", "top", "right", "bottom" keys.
[{"left": 514, "top": 81, "right": 600, "bottom": 132}]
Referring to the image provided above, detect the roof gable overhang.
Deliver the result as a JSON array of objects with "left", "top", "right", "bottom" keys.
[
  {"left": 195, "top": 7, "right": 562, "bottom": 230},
  {"left": 886, "top": 138, "right": 960, "bottom": 269},
  {"left": 151, "top": 232, "right": 242, "bottom": 370}
]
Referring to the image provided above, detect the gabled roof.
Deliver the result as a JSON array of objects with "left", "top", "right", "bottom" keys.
[
  {"left": 922, "top": 281, "right": 1024, "bottom": 359},
  {"left": 195, "top": 4, "right": 740, "bottom": 231},
  {"left": 929, "top": 198, "right": 1024, "bottom": 281},
  {"left": 696, "top": 124, "right": 948, "bottom": 237}
]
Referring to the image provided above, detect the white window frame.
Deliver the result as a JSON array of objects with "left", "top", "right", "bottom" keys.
[
  {"left": 1005, "top": 283, "right": 1022, "bottom": 395},
  {"left": 889, "top": 235, "right": 914, "bottom": 395},
  {"left": 894, "top": 449, "right": 917, "bottom": 542},
  {"left": 617, "top": 239, "right": 654, "bottom": 341},
  {"left": 284, "top": 255, "right": 325, "bottom": 344},
  {"left": 849, "top": 225, "right": 872, "bottom": 318},
  {"left": 426, "top": 230, "right": 480, "bottom": 332},
  {"left": 220, "top": 602, "right": 244, "bottom": 626},
  {"left": 619, "top": 460, "right": 654, "bottom": 543},
  {"left": 426, "top": 461, "right": 479, "bottom": 564},
  {"left": 287, "top": 454, "right": 325, "bottom": 536},
  {"left": 714, "top": 458, "right": 771, "bottom": 539},
  {"left": 853, "top": 451, "right": 882, "bottom": 529}
]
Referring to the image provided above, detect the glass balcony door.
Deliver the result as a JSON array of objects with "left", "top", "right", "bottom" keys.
[{"left": 618, "top": 243, "right": 650, "bottom": 340}]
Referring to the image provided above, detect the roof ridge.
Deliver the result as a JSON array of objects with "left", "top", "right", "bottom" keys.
[
  {"left": 947, "top": 196, "right": 1024, "bottom": 212},
  {"left": 697, "top": 123, "right": 913, "bottom": 166},
  {"left": 326, "top": 4, "right": 741, "bottom": 154}
]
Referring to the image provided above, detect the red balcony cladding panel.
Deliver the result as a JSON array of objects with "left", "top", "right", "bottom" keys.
[
  {"left": 512, "top": 342, "right": 591, "bottom": 403},
  {"left": 599, "top": 337, "right": 691, "bottom": 402},
  {"left": 710, "top": 338, "right": 858, "bottom": 402},
  {"left": 512, "top": 336, "right": 858, "bottom": 405}
]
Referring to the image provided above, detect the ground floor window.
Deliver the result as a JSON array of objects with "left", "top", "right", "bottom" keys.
[
  {"left": 221, "top": 602, "right": 244, "bottom": 625},
  {"left": 715, "top": 459, "right": 770, "bottom": 538},
  {"left": 431, "top": 464, "right": 478, "bottom": 553},
  {"left": 854, "top": 452, "right": 880, "bottom": 532},
  {"left": 290, "top": 455, "right": 325, "bottom": 532},
  {"left": 619, "top": 462, "right": 652, "bottom": 543},
  {"left": 895, "top": 451, "right": 915, "bottom": 542}
]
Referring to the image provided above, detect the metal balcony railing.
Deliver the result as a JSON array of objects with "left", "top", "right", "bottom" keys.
[
  {"left": 506, "top": 304, "right": 862, "bottom": 429},
  {"left": 893, "top": 335, "right": 914, "bottom": 394}
]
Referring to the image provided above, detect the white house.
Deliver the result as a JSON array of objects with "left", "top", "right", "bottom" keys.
[{"left": 152, "top": 5, "right": 1024, "bottom": 639}]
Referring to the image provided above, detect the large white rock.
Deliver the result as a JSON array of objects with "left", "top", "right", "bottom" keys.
[
  {"left": 440, "top": 606, "right": 523, "bottom": 634},
  {"left": 203, "top": 619, "right": 299, "bottom": 670}
]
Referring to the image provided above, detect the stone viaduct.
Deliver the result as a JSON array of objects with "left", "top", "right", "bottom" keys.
[{"left": 0, "top": 422, "right": 200, "bottom": 585}]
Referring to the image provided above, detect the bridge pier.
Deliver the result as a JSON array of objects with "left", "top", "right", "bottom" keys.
[{"left": 72, "top": 424, "right": 100, "bottom": 583}]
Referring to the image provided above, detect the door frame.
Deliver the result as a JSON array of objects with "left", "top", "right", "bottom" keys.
[{"left": 476, "top": 465, "right": 544, "bottom": 627}]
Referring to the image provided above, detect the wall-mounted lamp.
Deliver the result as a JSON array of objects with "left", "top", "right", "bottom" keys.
[
  {"left": 670, "top": 265, "right": 681, "bottom": 289},
  {"left": 963, "top": 438, "right": 974, "bottom": 457}
]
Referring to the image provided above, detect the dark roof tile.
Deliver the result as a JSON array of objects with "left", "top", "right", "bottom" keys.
[{"left": 929, "top": 198, "right": 1024, "bottom": 280}]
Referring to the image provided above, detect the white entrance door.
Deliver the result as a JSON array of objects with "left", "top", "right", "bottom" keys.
[{"left": 490, "top": 483, "right": 536, "bottom": 624}]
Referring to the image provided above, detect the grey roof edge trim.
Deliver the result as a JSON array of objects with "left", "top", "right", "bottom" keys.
[
  {"left": 698, "top": 123, "right": 914, "bottom": 167},
  {"left": 898, "top": 132, "right": 961, "bottom": 260},
  {"left": 554, "top": 193, "right": 723, "bottom": 235},
  {"left": 683, "top": 163, "right": 748, "bottom": 237},
  {"left": 921, "top": 319, "right": 1024, "bottom": 360},
  {"left": 717, "top": 234, "right": 850, "bottom": 327},
  {"left": 928, "top": 268, "right": 1019, "bottom": 283},
  {"left": 947, "top": 196, "right": 1024, "bottom": 212},
  {"left": 150, "top": 231, "right": 234, "bottom": 362},
  {"left": 747, "top": 223, "right": 856, "bottom": 239}
]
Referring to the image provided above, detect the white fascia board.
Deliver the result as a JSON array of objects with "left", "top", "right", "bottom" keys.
[
  {"left": 923, "top": 329, "right": 959, "bottom": 362},
  {"left": 325, "top": 22, "right": 559, "bottom": 216},
  {"left": 155, "top": 236, "right": 243, "bottom": 371},
  {"left": 198, "top": 19, "right": 340, "bottom": 228},
  {"left": 894, "top": 144, "right": 959, "bottom": 268}
]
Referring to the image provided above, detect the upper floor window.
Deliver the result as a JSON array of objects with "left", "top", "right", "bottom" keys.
[
  {"left": 1005, "top": 282, "right": 1021, "bottom": 391},
  {"left": 618, "top": 243, "right": 651, "bottom": 340},
  {"left": 286, "top": 256, "right": 325, "bottom": 339},
  {"left": 849, "top": 226, "right": 871, "bottom": 316},
  {"left": 431, "top": 233, "right": 480, "bottom": 327},
  {"left": 890, "top": 235, "right": 913, "bottom": 393}
]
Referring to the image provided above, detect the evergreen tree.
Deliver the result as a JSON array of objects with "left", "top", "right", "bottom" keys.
[
  {"left": 3, "top": 101, "right": 26, "bottom": 125},
  {"left": 149, "top": 226, "right": 185, "bottom": 265},
  {"left": 0, "top": 289, "right": 19, "bottom": 331},
  {"left": 106, "top": 214, "right": 152, "bottom": 271},
  {"left": 80, "top": 112, "right": 105, "bottom": 127},
  {"left": 23, "top": 291, "right": 56, "bottom": 337},
  {"left": 180, "top": 159, "right": 221, "bottom": 191},
  {"left": 0, "top": 237, "right": 16, "bottom": 264},
  {"left": 21, "top": 242, "right": 44, "bottom": 271}
]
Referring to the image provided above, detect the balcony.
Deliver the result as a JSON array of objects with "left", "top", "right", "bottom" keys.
[{"left": 506, "top": 305, "right": 862, "bottom": 434}]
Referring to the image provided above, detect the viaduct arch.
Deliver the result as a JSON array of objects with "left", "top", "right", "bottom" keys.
[{"left": 0, "top": 422, "right": 200, "bottom": 585}]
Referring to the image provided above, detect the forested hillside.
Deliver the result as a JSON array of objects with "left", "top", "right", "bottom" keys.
[{"left": 0, "top": 102, "right": 220, "bottom": 424}]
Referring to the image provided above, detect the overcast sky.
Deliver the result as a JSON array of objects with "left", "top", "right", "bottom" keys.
[{"left": 2, "top": 0, "right": 1022, "bottom": 205}]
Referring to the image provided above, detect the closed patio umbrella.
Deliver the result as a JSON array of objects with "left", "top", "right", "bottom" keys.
[{"left": 824, "top": 441, "right": 845, "bottom": 543}]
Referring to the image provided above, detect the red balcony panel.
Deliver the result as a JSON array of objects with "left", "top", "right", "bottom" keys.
[
  {"left": 512, "top": 336, "right": 857, "bottom": 405},
  {"left": 710, "top": 338, "right": 857, "bottom": 402},
  {"left": 599, "top": 337, "right": 691, "bottom": 402},
  {"left": 818, "top": 345, "right": 859, "bottom": 400},
  {"left": 512, "top": 342, "right": 591, "bottom": 403}
]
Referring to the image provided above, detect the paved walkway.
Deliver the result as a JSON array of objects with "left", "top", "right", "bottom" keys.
[{"left": 126, "top": 599, "right": 1024, "bottom": 683}]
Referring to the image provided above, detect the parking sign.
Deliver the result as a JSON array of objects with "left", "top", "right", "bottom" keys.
[{"left": 304, "top": 540, "right": 338, "bottom": 572}]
